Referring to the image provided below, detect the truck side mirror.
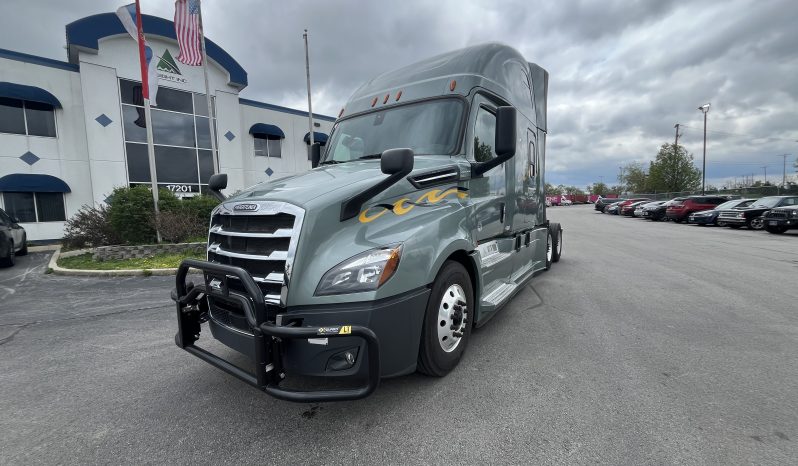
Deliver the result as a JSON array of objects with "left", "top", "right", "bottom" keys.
[
  {"left": 208, "top": 173, "right": 228, "bottom": 201},
  {"left": 473, "top": 106, "right": 517, "bottom": 177},
  {"left": 310, "top": 143, "right": 321, "bottom": 168},
  {"left": 381, "top": 147, "right": 414, "bottom": 175}
]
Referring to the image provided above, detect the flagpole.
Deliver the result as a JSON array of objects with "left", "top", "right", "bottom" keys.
[
  {"left": 134, "top": 0, "right": 161, "bottom": 242},
  {"left": 197, "top": 0, "right": 218, "bottom": 174},
  {"left": 303, "top": 29, "right": 315, "bottom": 151}
]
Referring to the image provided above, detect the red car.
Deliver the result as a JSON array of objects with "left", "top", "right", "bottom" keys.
[
  {"left": 666, "top": 195, "right": 729, "bottom": 223},
  {"left": 616, "top": 198, "right": 650, "bottom": 216}
]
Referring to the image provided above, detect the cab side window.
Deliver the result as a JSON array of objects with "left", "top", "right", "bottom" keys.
[{"left": 473, "top": 107, "right": 497, "bottom": 162}]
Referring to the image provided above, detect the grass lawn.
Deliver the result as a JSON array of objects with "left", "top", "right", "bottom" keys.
[{"left": 57, "top": 251, "right": 205, "bottom": 270}]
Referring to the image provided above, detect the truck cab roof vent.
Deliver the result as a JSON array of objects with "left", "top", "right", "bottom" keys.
[{"left": 407, "top": 167, "right": 460, "bottom": 189}]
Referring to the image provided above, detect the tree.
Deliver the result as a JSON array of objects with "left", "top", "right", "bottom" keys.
[
  {"left": 545, "top": 183, "right": 562, "bottom": 195},
  {"left": 647, "top": 143, "right": 701, "bottom": 193},
  {"left": 589, "top": 182, "right": 609, "bottom": 195},
  {"left": 619, "top": 161, "right": 649, "bottom": 193},
  {"left": 564, "top": 185, "right": 584, "bottom": 196}
]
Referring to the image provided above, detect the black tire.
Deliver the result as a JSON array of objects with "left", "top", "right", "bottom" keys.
[
  {"left": 765, "top": 226, "right": 788, "bottom": 234},
  {"left": 550, "top": 223, "right": 562, "bottom": 262},
  {"left": 17, "top": 234, "right": 28, "bottom": 256},
  {"left": 717, "top": 221, "right": 727, "bottom": 227},
  {"left": 417, "top": 261, "right": 474, "bottom": 377},
  {"left": 748, "top": 217, "right": 765, "bottom": 230},
  {"left": 0, "top": 240, "right": 15, "bottom": 267}
]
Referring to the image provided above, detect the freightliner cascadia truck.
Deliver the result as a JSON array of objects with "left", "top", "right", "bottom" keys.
[{"left": 171, "top": 43, "right": 563, "bottom": 402}]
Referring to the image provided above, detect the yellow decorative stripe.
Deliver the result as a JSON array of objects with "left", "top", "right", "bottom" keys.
[{"left": 358, "top": 187, "right": 467, "bottom": 223}]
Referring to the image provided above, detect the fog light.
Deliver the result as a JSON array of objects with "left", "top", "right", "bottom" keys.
[{"left": 326, "top": 347, "right": 359, "bottom": 371}]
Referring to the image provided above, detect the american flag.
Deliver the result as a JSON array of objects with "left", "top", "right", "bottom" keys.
[{"left": 174, "top": 0, "right": 202, "bottom": 66}]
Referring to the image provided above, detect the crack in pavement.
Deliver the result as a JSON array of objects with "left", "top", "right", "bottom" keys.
[{"left": 0, "top": 322, "right": 35, "bottom": 346}]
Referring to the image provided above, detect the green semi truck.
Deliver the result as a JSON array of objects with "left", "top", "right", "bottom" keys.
[{"left": 171, "top": 43, "right": 563, "bottom": 402}]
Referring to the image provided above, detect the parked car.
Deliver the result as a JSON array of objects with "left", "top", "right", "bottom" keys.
[
  {"left": 763, "top": 205, "right": 798, "bottom": 234},
  {"left": 594, "top": 197, "right": 623, "bottom": 212},
  {"left": 666, "top": 195, "right": 729, "bottom": 223},
  {"left": 615, "top": 198, "right": 650, "bottom": 216},
  {"left": 717, "top": 196, "right": 798, "bottom": 230},
  {"left": 605, "top": 202, "right": 623, "bottom": 215},
  {"left": 622, "top": 200, "right": 650, "bottom": 217},
  {"left": 561, "top": 198, "right": 573, "bottom": 206},
  {"left": 687, "top": 198, "right": 756, "bottom": 226},
  {"left": 636, "top": 201, "right": 666, "bottom": 218},
  {"left": 0, "top": 208, "right": 28, "bottom": 267},
  {"left": 645, "top": 197, "right": 686, "bottom": 221}
]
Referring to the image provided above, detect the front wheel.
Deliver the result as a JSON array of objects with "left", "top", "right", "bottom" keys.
[
  {"left": 417, "top": 261, "right": 474, "bottom": 377},
  {"left": 0, "top": 240, "right": 15, "bottom": 267},
  {"left": 748, "top": 217, "right": 765, "bottom": 230},
  {"left": 18, "top": 234, "right": 28, "bottom": 256}
]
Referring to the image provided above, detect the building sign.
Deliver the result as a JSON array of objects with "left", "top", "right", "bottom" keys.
[{"left": 156, "top": 49, "right": 188, "bottom": 84}]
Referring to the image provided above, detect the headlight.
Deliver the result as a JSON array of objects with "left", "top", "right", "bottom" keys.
[
  {"left": 791, "top": 210, "right": 798, "bottom": 217},
  {"left": 315, "top": 244, "right": 402, "bottom": 296}
]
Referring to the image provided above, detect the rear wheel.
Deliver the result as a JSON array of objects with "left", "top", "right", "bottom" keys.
[
  {"left": 550, "top": 223, "right": 562, "bottom": 262},
  {"left": 765, "top": 225, "right": 788, "bottom": 234},
  {"left": 417, "top": 261, "right": 474, "bottom": 377},
  {"left": 0, "top": 240, "right": 15, "bottom": 267}
]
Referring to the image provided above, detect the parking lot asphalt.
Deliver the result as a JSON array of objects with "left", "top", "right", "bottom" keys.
[{"left": 1, "top": 206, "right": 797, "bottom": 465}]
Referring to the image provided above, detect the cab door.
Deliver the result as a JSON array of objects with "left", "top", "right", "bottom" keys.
[{"left": 468, "top": 95, "right": 514, "bottom": 309}]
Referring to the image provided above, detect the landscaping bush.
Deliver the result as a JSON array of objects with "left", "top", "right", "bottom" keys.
[
  {"left": 62, "top": 204, "right": 121, "bottom": 249},
  {"left": 107, "top": 186, "right": 180, "bottom": 244},
  {"left": 65, "top": 186, "right": 219, "bottom": 246},
  {"left": 150, "top": 209, "right": 207, "bottom": 243}
]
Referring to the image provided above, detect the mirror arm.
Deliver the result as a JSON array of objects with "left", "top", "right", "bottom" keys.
[
  {"left": 340, "top": 170, "right": 408, "bottom": 221},
  {"left": 472, "top": 150, "right": 515, "bottom": 177},
  {"left": 209, "top": 189, "right": 226, "bottom": 202}
]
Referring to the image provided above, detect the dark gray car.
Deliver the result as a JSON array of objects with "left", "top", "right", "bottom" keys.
[{"left": 0, "top": 208, "right": 27, "bottom": 267}]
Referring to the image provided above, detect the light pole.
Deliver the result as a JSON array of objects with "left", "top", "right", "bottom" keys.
[{"left": 697, "top": 103, "right": 710, "bottom": 195}]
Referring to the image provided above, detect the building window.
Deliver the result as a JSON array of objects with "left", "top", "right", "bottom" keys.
[
  {"left": 119, "top": 79, "right": 216, "bottom": 194},
  {"left": 254, "top": 137, "right": 282, "bottom": 158},
  {"left": 2, "top": 192, "right": 65, "bottom": 222},
  {"left": 0, "top": 97, "right": 57, "bottom": 137}
]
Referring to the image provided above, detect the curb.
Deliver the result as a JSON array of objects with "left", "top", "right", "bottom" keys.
[{"left": 48, "top": 247, "right": 183, "bottom": 277}]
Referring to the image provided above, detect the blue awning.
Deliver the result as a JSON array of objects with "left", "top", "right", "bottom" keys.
[
  {"left": 249, "top": 123, "right": 285, "bottom": 139},
  {"left": 0, "top": 174, "right": 71, "bottom": 193},
  {"left": 0, "top": 82, "right": 62, "bottom": 108},
  {"left": 303, "top": 131, "right": 328, "bottom": 145}
]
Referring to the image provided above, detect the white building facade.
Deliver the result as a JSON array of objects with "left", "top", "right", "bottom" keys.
[{"left": 0, "top": 11, "right": 334, "bottom": 241}]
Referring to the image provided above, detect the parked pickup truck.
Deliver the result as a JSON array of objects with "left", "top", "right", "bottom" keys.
[
  {"left": 717, "top": 196, "right": 798, "bottom": 230},
  {"left": 170, "top": 43, "right": 563, "bottom": 402},
  {"left": 763, "top": 205, "right": 798, "bottom": 234}
]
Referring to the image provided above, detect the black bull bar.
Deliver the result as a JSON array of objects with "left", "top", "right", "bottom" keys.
[{"left": 171, "top": 259, "right": 380, "bottom": 402}]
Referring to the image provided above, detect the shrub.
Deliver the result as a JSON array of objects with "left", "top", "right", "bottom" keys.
[
  {"left": 150, "top": 209, "right": 207, "bottom": 243},
  {"left": 107, "top": 186, "right": 179, "bottom": 244},
  {"left": 62, "top": 203, "right": 121, "bottom": 248},
  {"left": 179, "top": 195, "right": 219, "bottom": 227}
]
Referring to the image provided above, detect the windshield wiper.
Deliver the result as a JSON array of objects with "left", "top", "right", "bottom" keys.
[
  {"left": 358, "top": 154, "right": 383, "bottom": 160},
  {"left": 319, "top": 160, "right": 343, "bottom": 165}
]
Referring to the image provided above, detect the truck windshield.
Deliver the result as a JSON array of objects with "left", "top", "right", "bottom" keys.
[{"left": 323, "top": 99, "right": 464, "bottom": 162}]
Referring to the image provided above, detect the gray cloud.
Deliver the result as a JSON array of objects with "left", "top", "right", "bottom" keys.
[{"left": 1, "top": 0, "right": 796, "bottom": 187}]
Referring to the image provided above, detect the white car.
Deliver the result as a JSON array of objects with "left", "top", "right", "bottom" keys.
[{"left": 561, "top": 198, "right": 573, "bottom": 206}]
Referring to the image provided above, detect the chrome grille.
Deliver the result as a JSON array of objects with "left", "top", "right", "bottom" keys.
[
  {"left": 207, "top": 201, "right": 304, "bottom": 306},
  {"left": 719, "top": 211, "right": 741, "bottom": 218},
  {"left": 766, "top": 211, "right": 788, "bottom": 219}
]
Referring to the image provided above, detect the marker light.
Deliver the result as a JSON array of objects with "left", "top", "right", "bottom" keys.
[
  {"left": 450, "top": 80, "right": 457, "bottom": 91},
  {"left": 338, "top": 108, "right": 345, "bottom": 118},
  {"left": 371, "top": 97, "right": 378, "bottom": 107},
  {"left": 395, "top": 90, "right": 403, "bottom": 101},
  {"left": 383, "top": 93, "right": 390, "bottom": 104}
]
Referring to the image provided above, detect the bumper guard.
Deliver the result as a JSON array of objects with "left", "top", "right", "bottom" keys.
[{"left": 171, "top": 259, "right": 380, "bottom": 402}]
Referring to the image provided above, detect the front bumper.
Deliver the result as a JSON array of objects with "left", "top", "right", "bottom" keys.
[
  {"left": 171, "top": 259, "right": 428, "bottom": 402},
  {"left": 688, "top": 215, "right": 715, "bottom": 224},
  {"left": 765, "top": 218, "right": 798, "bottom": 228},
  {"left": 719, "top": 217, "right": 747, "bottom": 225}
]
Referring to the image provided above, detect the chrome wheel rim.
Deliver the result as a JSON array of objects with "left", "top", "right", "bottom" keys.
[
  {"left": 437, "top": 284, "right": 467, "bottom": 353},
  {"left": 751, "top": 218, "right": 764, "bottom": 230},
  {"left": 546, "top": 233, "right": 553, "bottom": 262}
]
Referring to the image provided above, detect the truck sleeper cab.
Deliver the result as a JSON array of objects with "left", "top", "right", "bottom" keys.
[{"left": 171, "top": 43, "right": 563, "bottom": 402}]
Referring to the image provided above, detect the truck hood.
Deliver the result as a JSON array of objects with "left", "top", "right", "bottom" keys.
[{"left": 229, "top": 156, "right": 461, "bottom": 207}]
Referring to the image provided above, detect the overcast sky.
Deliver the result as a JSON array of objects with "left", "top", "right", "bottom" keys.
[{"left": 2, "top": 0, "right": 797, "bottom": 188}]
